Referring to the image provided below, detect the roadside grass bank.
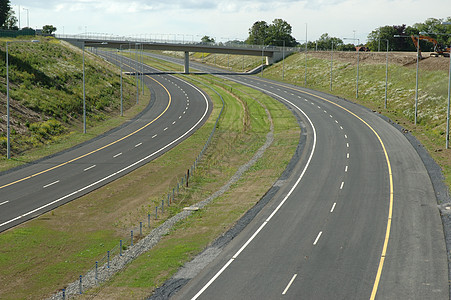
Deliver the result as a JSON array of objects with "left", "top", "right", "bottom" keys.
[
  {"left": 0, "top": 68, "right": 299, "bottom": 300},
  {"left": 0, "top": 37, "right": 141, "bottom": 172}
]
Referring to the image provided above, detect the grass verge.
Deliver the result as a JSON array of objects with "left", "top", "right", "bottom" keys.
[{"left": 0, "top": 66, "right": 299, "bottom": 299}]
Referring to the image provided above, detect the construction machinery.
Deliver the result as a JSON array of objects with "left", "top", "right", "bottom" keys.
[{"left": 411, "top": 35, "right": 450, "bottom": 58}]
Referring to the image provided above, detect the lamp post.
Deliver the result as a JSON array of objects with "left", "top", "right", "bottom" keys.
[
  {"left": 344, "top": 37, "right": 360, "bottom": 99},
  {"left": 305, "top": 23, "right": 308, "bottom": 86},
  {"left": 330, "top": 40, "right": 334, "bottom": 91},
  {"left": 82, "top": 41, "right": 107, "bottom": 133},
  {"left": 22, "top": 8, "right": 29, "bottom": 28},
  {"left": 382, "top": 39, "right": 389, "bottom": 109},
  {"left": 394, "top": 34, "right": 420, "bottom": 124},
  {"left": 444, "top": 22, "right": 451, "bottom": 148},
  {"left": 422, "top": 26, "right": 451, "bottom": 147},
  {"left": 6, "top": 40, "right": 40, "bottom": 159}
]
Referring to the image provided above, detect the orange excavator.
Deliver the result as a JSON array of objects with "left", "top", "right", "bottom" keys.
[{"left": 411, "top": 35, "right": 450, "bottom": 58}]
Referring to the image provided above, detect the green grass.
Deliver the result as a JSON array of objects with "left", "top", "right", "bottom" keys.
[{"left": 0, "top": 37, "right": 142, "bottom": 170}]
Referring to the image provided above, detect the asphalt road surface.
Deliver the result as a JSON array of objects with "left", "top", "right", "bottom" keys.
[
  {"left": 0, "top": 51, "right": 212, "bottom": 233},
  {"left": 143, "top": 53, "right": 448, "bottom": 299}
]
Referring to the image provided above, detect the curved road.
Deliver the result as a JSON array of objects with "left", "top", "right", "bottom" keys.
[
  {"left": 0, "top": 52, "right": 212, "bottom": 233},
  {"left": 144, "top": 54, "right": 448, "bottom": 299}
]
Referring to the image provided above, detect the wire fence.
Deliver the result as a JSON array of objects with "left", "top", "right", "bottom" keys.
[{"left": 51, "top": 72, "right": 225, "bottom": 299}]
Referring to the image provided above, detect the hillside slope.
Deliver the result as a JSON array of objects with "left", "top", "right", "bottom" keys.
[{"left": 0, "top": 37, "right": 138, "bottom": 162}]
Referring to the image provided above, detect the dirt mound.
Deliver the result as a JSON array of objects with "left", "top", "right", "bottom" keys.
[{"left": 308, "top": 51, "right": 449, "bottom": 71}]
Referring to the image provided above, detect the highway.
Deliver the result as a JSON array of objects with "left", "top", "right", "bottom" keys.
[
  {"left": 0, "top": 52, "right": 212, "bottom": 233},
  {"left": 142, "top": 54, "right": 448, "bottom": 299}
]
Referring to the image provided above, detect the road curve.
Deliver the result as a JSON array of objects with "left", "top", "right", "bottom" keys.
[
  {"left": 0, "top": 52, "right": 212, "bottom": 233},
  {"left": 144, "top": 54, "right": 448, "bottom": 299}
]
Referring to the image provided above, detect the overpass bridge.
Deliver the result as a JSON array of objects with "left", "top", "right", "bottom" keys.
[{"left": 57, "top": 34, "right": 297, "bottom": 73}]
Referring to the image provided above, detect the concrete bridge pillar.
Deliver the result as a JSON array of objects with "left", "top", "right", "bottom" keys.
[{"left": 184, "top": 51, "right": 189, "bottom": 74}]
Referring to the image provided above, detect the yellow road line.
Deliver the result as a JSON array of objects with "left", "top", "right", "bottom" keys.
[
  {"left": 252, "top": 78, "right": 393, "bottom": 299},
  {"left": 1, "top": 55, "right": 172, "bottom": 190}
]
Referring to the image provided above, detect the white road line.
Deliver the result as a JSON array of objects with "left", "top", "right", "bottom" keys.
[
  {"left": 179, "top": 116, "right": 182, "bottom": 119},
  {"left": 340, "top": 126, "right": 343, "bottom": 130},
  {"left": 164, "top": 127, "right": 168, "bottom": 131},
  {"left": 172, "top": 121, "right": 176, "bottom": 125},
  {"left": 317, "top": 106, "right": 321, "bottom": 109},
  {"left": 347, "top": 143, "right": 349, "bottom": 148},
  {"left": 347, "top": 153, "right": 350, "bottom": 159},
  {"left": 330, "top": 115, "right": 333, "bottom": 118},
  {"left": 191, "top": 86, "right": 317, "bottom": 300},
  {"left": 152, "top": 134, "right": 157, "bottom": 138},
  {"left": 340, "top": 182, "right": 344, "bottom": 189},
  {"left": 0, "top": 78, "right": 211, "bottom": 232},
  {"left": 0, "top": 201, "right": 9, "bottom": 206},
  {"left": 282, "top": 274, "right": 298, "bottom": 295},
  {"left": 84, "top": 165, "right": 96, "bottom": 171},
  {"left": 345, "top": 165, "right": 348, "bottom": 172},
  {"left": 135, "top": 143, "right": 142, "bottom": 147},
  {"left": 330, "top": 203, "right": 337, "bottom": 213},
  {"left": 183, "top": 111, "right": 186, "bottom": 114},
  {"left": 43, "top": 180, "right": 60, "bottom": 189},
  {"left": 324, "top": 110, "right": 327, "bottom": 113},
  {"left": 335, "top": 120, "right": 339, "bottom": 123},
  {"left": 113, "top": 153, "right": 122, "bottom": 158},
  {"left": 345, "top": 134, "right": 348, "bottom": 139},
  {"left": 313, "top": 231, "right": 323, "bottom": 245}
]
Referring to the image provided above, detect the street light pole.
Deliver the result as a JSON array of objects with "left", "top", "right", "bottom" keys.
[
  {"left": 6, "top": 42, "right": 10, "bottom": 159},
  {"left": 83, "top": 43, "right": 86, "bottom": 133},
  {"left": 394, "top": 34, "right": 420, "bottom": 125},
  {"left": 344, "top": 37, "right": 360, "bottom": 98},
  {"left": 305, "top": 23, "right": 308, "bottom": 86},
  {"left": 330, "top": 40, "right": 334, "bottom": 91},
  {"left": 384, "top": 39, "right": 389, "bottom": 109},
  {"left": 23, "top": 8, "right": 29, "bottom": 28}
]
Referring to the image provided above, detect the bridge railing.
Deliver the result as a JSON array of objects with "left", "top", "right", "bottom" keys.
[{"left": 55, "top": 33, "right": 299, "bottom": 53}]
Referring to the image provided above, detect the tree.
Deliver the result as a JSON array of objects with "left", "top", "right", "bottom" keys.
[
  {"left": 0, "top": 0, "right": 11, "bottom": 28},
  {"left": 201, "top": 35, "right": 215, "bottom": 44},
  {"left": 367, "top": 24, "right": 418, "bottom": 51},
  {"left": 315, "top": 33, "right": 344, "bottom": 50},
  {"left": 246, "top": 19, "right": 297, "bottom": 47},
  {"left": 42, "top": 25, "right": 57, "bottom": 35},
  {"left": 246, "top": 21, "right": 269, "bottom": 45},
  {"left": 2, "top": 8, "right": 17, "bottom": 30}
]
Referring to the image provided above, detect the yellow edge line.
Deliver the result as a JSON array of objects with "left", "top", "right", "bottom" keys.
[
  {"left": 252, "top": 78, "right": 393, "bottom": 300},
  {"left": 1, "top": 56, "right": 172, "bottom": 190}
]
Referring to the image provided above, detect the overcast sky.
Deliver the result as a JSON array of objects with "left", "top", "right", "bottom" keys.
[{"left": 12, "top": 0, "right": 451, "bottom": 44}]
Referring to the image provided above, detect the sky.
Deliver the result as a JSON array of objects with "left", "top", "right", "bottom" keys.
[{"left": 11, "top": 0, "right": 451, "bottom": 44}]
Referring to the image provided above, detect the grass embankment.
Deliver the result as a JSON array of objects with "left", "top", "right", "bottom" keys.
[
  {"left": 201, "top": 51, "right": 451, "bottom": 187},
  {"left": 0, "top": 53, "right": 299, "bottom": 299},
  {"left": 0, "top": 37, "right": 143, "bottom": 171}
]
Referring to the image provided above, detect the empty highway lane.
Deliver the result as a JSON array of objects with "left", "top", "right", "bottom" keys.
[
  {"left": 142, "top": 55, "right": 448, "bottom": 299},
  {"left": 0, "top": 53, "right": 212, "bottom": 233}
]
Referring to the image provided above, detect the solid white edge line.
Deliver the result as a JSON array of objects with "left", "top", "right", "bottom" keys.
[
  {"left": 0, "top": 201, "right": 9, "bottom": 206},
  {"left": 191, "top": 259, "right": 235, "bottom": 300},
  {"left": 330, "top": 203, "right": 337, "bottom": 213},
  {"left": 313, "top": 231, "right": 323, "bottom": 245},
  {"left": 83, "top": 165, "right": 96, "bottom": 171},
  {"left": 43, "top": 180, "right": 60, "bottom": 189},
  {"left": 191, "top": 83, "right": 317, "bottom": 299},
  {"left": 282, "top": 274, "right": 298, "bottom": 295},
  {"left": 0, "top": 76, "right": 210, "bottom": 230}
]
